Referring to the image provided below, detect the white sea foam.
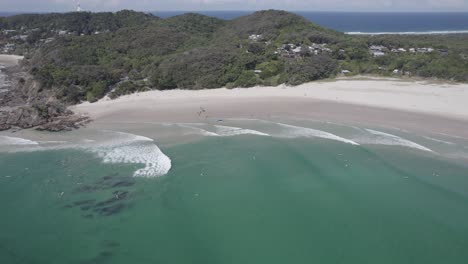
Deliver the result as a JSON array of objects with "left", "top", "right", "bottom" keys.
[
  {"left": 177, "top": 124, "right": 220, "bottom": 136},
  {"left": 363, "top": 129, "right": 433, "bottom": 152},
  {"left": 38, "top": 140, "right": 68, "bottom": 144},
  {"left": 0, "top": 135, "right": 39, "bottom": 146},
  {"left": 0, "top": 131, "right": 172, "bottom": 178},
  {"left": 276, "top": 123, "right": 359, "bottom": 145},
  {"left": 421, "top": 136, "right": 455, "bottom": 145},
  {"left": 89, "top": 131, "right": 172, "bottom": 177},
  {"left": 214, "top": 125, "right": 270, "bottom": 137}
]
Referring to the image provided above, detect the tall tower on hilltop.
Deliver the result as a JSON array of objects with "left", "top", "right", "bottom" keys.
[{"left": 75, "top": 1, "right": 82, "bottom": 12}]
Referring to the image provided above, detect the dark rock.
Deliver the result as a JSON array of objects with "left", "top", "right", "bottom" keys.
[
  {"left": 0, "top": 124, "right": 11, "bottom": 131},
  {"left": 80, "top": 251, "right": 112, "bottom": 264},
  {"left": 80, "top": 205, "right": 94, "bottom": 211},
  {"left": 111, "top": 180, "right": 135, "bottom": 188},
  {"left": 113, "top": 190, "right": 129, "bottom": 199},
  {"left": 73, "top": 184, "right": 100, "bottom": 193},
  {"left": 102, "top": 241, "right": 120, "bottom": 248},
  {"left": 35, "top": 114, "right": 91, "bottom": 132},
  {"left": 95, "top": 197, "right": 120, "bottom": 208},
  {"left": 97, "top": 203, "right": 126, "bottom": 216},
  {"left": 73, "top": 199, "right": 96, "bottom": 206},
  {"left": 0, "top": 64, "right": 91, "bottom": 132},
  {"left": 99, "top": 251, "right": 113, "bottom": 258}
]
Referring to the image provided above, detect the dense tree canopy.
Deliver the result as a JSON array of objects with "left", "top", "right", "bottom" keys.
[{"left": 1, "top": 10, "right": 467, "bottom": 104}]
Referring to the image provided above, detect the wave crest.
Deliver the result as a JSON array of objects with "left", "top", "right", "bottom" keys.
[
  {"left": 364, "top": 129, "right": 433, "bottom": 152},
  {"left": 214, "top": 125, "right": 270, "bottom": 137},
  {"left": 276, "top": 123, "right": 359, "bottom": 145},
  {"left": 0, "top": 135, "right": 39, "bottom": 146},
  {"left": 90, "top": 131, "right": 171, "bottom": 177}
]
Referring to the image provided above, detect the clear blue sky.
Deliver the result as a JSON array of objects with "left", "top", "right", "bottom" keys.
[{"left": 1, "top": 0, "right": 468, "bottom": 12}]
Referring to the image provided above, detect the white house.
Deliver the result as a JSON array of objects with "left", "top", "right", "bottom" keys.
[
  {"left": 292, "top": 46, "right": 302, "bottom": 53},
  {"left": 372, "top": 51, "right": 386, "bottom": 57},
  {"left": 248, "top": 34, "right": 263, "bottom": 41},
  {"left": 341, "top": 70, "right": 351, "bottom": 75}
]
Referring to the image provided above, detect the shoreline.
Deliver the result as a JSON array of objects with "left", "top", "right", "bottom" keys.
[
  {"left": 73, "top": 78, "right": 468, "bottom": 139},
  {"left": 346, "top": 30, "right": 468, "bottom": 35},
  {"left": 0, "top": 55, "right": 23, "bottom": 66}
]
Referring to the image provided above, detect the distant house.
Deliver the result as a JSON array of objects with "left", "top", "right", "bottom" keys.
[
  {"left": 2, "top": 30, "right": 17, "bottom": 35},
  {"left": 370, "top": 45, "right": 385, "bottom": 51},
  {"left": 45, "top": 38, "right": 55, "bottom": 43},
  {"left": 372, "top": 51, "right": 386, "bottom": 57},
  {"left": 370, "top": 45, "right": 386, "bottom": 57},
  {"left": 391, "top": 48, "right": 407, "bottom": 54},
  {"left": 416, "top": 48, "right": 434, "bottom": 53},
  {"left": 12, "top": 35, "right": 29, "bottom": 41},
  {"left": 341, "top": 70, "right": 351, "bottom": 75},
  {"left": 292, "top": 46, "right": 302, "bottom": 53},
  {"left": 2, "top": 43, "right": 15, "bottom": 53},
  {"left": 248, "top": 34, "right": 263, "bottom": 41}
]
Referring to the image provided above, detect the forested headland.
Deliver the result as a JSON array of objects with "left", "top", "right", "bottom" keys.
[{"left": 1, "top": 10, "right": 467, "bottom": 104}]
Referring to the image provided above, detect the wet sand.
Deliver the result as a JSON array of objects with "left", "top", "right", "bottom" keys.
[{"left": 73, "top": 78, "right": 468, "bottom": 139}]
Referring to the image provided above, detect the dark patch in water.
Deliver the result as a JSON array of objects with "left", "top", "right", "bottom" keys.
[
  {"left": 95, "top": 203, "right": 125, "bottom": 216},
  {"left": 73, "top": 185, "right": 100, "bottom": 194},
  {"left": 74, "top": 199, "right": 96, "bottom": 206},
  {"left": 65, "top": 173, "right": 137, "bottom": 218},
  {"left": 73, "top": 173, "right": 136, "bottom": 194},
  {"left": 113, "top": 190, "right": 129, "bottom": 199},
  {"left": 99, "top": 251, "right": 113, "bottom": 257},
  {"left": 102, "top": 240, "right": 120, "bottom": 248},
  {"left": 81, "top": 251, "right": 113, "bottom": 264},
  {"left": 80, "top": 205, "right": 93, "bottom": 211},
  {"left": 95, "top": 197, "right": 119, "bottom": 208},
  {"left": 112, "top": 180, "right": 135, "bottom": 188}
]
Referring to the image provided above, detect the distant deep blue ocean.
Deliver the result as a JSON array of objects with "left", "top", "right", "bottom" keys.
[
  {"left": 1, "top": 11, "right": 468, "bottom": 33},
  {"left": 153, "top": 11, "right": 468, "bottom": 33}
]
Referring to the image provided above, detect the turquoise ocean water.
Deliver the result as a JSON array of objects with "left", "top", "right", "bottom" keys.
[{"left": 1, "top": 119, "right": 468, "bottom": 263}]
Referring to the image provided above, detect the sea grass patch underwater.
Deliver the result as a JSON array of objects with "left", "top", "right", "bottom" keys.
[{"left": 1, "top": 129, "right": 468, "bottom": 264}]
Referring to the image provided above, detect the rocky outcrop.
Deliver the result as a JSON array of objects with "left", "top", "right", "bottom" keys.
[
  {"left": 0, "top": 103, "right": 91, "bottom": 132},
  {"left": 0, "top": 61, "right": 91, "bottom": 132},
  {"left": 36, "top": 115, "right": 91, "bottom": 132}
]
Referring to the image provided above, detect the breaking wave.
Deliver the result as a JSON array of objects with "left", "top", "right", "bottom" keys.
[
  {"left": 176, "top": 124, "right": 269, "bottom": 137},
  {"left": 177, "top": 124, "right": 220, "bottom": 137},
  {"left": 90, "top": 132, "right": 171, "bottom": 177},
  {"left": 0, "top": 131, "right": 172, "bottom": 178},
  {"left": 214, "top": 125, "right": 270, "bottom": 137},
  {"left": 421, "top": 136, "right": 455, "bottom": 145},
  {"left": 0, "top": 135, "right": 39, "bottom": 146},
  {"left": 276, "top": 123, "right": 359, "bottom": 145},
  {"left": 363, "top": 129, "right": 433, "bottom": 152}
]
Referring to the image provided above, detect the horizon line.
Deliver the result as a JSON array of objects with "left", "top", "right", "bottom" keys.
[{"left": 2, "top": 10, "right": 468, "bottom": 14}]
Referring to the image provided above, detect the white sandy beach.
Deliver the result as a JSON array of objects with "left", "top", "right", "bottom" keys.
[
  {"left": 0, "top": 54, "right": 23, "bottom": 66},
  {"left": 73, "top": 78, "right": 468, "bottom": 138}
]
